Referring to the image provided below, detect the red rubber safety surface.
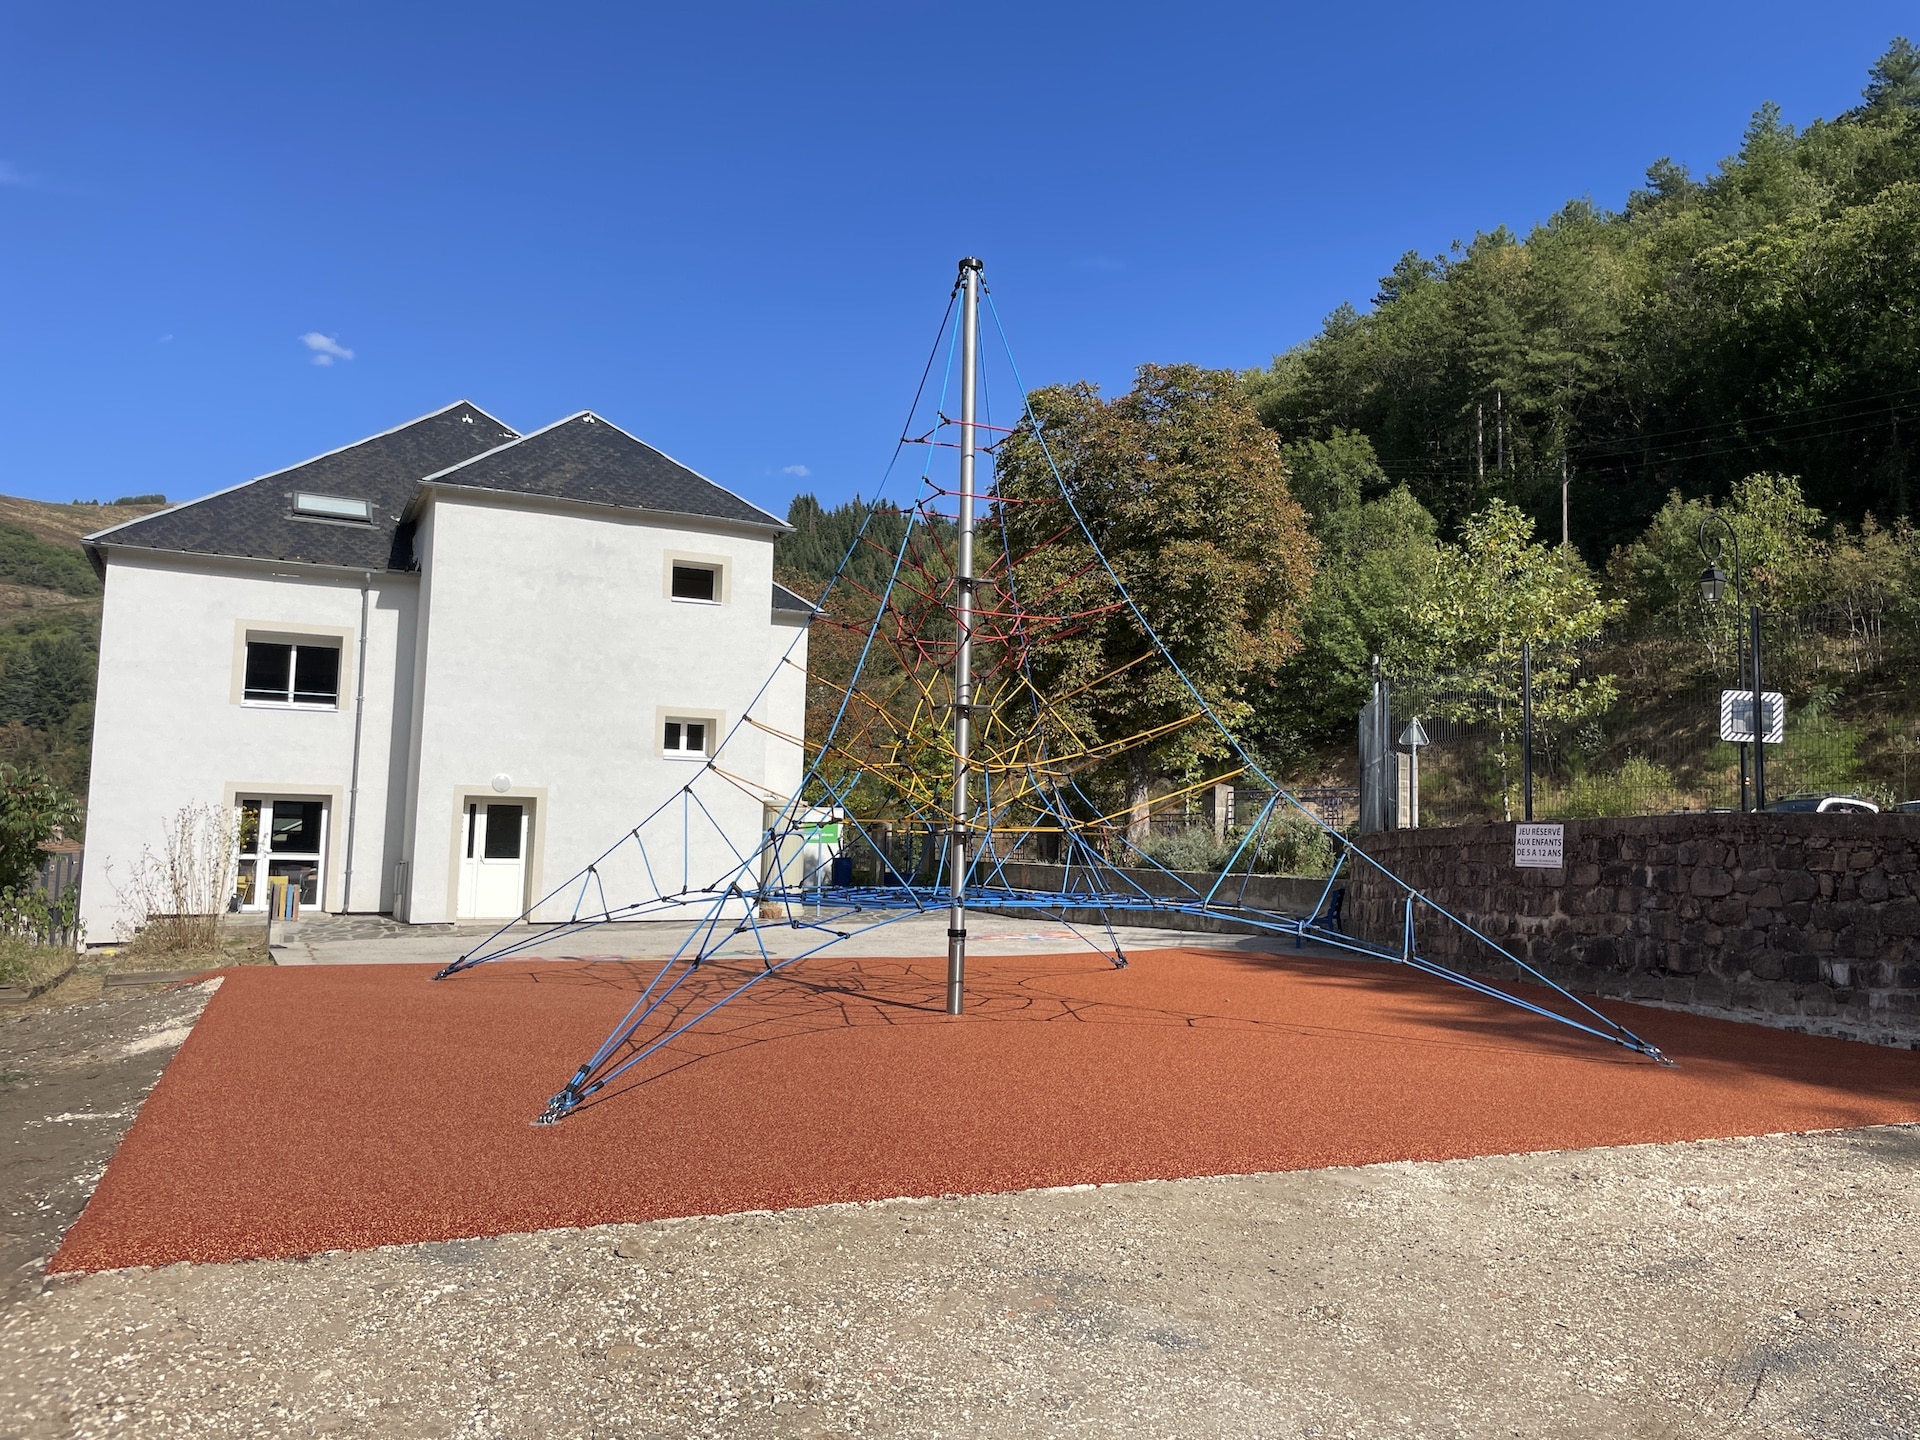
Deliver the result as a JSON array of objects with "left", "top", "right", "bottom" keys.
[{"left": 51, "top": 949, "right": 1920, "bottom": 1273}]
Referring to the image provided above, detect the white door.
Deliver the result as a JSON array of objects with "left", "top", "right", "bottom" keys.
[{"left": 456, "top": 802, "right": 529, "bottom": 919}]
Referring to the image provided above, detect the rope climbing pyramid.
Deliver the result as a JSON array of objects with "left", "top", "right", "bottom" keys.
[{"left": 438, "top": 258, "right": 1670, "bottom": 1123}]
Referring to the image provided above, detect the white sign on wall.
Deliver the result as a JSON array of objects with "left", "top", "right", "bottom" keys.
[{"left": 1515, "top": 822, "right": 1564, "bottom": 869}]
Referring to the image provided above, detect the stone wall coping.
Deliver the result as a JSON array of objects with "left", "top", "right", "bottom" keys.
[{"left": 1358, "top": 812, "right": 1920, "bottom": 854}]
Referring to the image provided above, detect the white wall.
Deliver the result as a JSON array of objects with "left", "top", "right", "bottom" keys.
[
  {"left": 79, "top": 552, "right": 417, "bottom": 943},
  {"left": 765, "top": 614, "right": 810, "bottom": 806},
  {"left": 400, "top": 494, "right": 805, "bottom": 925}
]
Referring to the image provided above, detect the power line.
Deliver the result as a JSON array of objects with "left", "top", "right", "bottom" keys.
[
  {"left": 1572, "top": 391, "right": 1920, "bottom": 463},
  {"left": 1358, "top": 395, "right": 1920, "bottom": 485}
]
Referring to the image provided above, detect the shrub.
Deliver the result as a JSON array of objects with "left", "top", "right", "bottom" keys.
[
  {"left": 109, "top": 802, "right": 234, "bottom": 954},
  {"left": 1558, "top": 756, "right": 1685, "bottom": 817},
  {"left": 0, "top": 767, "right": 79, "bottom": 894},
  {"left": 1136, "top": 814, "right": 1338, "bottom": 877},
  {"left": 1137, "top": 826, "right": 1232, "bottom": 873},
  {"left": 0, "top": 934, "right": 74, "bottom": 989},
  {"left": 0, "top": 523, "right": 100, "bottom": 597},
  {"left": 0, "top": 880, "right": 80, "bottom": 947},
  {"left": 1254, "top": 814, "right": 1339, "bottom": 876}
]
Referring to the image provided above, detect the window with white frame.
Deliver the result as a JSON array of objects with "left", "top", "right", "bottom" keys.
[
  {"left": 244, "top": 639, "right": 342, "bottom": 707},
  {"left": 670, "top": 562, "right": 720, "bottom": 602},
  {"left": 663, "top": 718, "right": 709, "bottom": 757}
]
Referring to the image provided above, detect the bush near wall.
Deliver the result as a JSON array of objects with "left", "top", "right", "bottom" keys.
[{"left": 1349, "top": 814, "right": 1920, "bottom": 1048}]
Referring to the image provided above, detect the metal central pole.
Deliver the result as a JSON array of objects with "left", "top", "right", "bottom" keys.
[
  {"left": 1521, "top": 639, "right": 1535, "bottom": 823},
  {"left": 1751, "top": 605, "right": 1767, "bottom": 811},
  {"left": 947, "top": 256, "right": 982, "bottom": 1016}
]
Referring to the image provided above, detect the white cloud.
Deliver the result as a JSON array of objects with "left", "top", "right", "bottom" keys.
[
  {"left": 0, "top": 160, "right": 34, "bottom": 186},
  {"left": 782, "top": 464, "right": 811, "bottom": 478},
  {"left": 300, "top": 332, "right": 355, "bottom": 365}
]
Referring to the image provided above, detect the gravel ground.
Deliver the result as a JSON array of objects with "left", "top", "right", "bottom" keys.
[
  {"left": 3, "top": 1123, "right": 1916, "bottom": 1438},
  {"left": 1, "top": 977, "right": 219, "bottom": 1307},
  {"left": 4, "top": 970, "right": 1916, "bottom": 1438}
]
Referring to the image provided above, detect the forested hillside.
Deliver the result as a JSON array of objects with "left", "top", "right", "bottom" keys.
[
  {"left": 1246, "top": 39, "right": 1920, "bottom": 556},
  {"left": 0, "top": 497, "right": 166, "bottom": 800},
  {"left": 775, "top": 43, "right": 1920, "bottom": 820}
]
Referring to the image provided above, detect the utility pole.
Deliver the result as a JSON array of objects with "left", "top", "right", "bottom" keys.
[
  {"left": 1496, "top": 388, "right": 1505, "bottom": 476},
  {"left": 1476, "top": 402, "right": 1485, "bottom": 487},
  {"left": 1561, "top": 449, "right": 1570, "bottom": 551},
  {"left": 1751, "top": 606, "right": 1768, "bottom": 811},
  {"left": 947, "top": 256, "right": 982, "bottom": 1016},
  {"left": 1521, "top": 640, "right": 1535, "bottom": 822}
]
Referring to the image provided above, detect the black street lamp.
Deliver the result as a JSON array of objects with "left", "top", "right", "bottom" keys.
[
  {"left": 1697, "top": 515, "right": 1767, "bottom": 810},
  {"left": 1697, "top": 559, "right": 1728, "bottom": 606}
]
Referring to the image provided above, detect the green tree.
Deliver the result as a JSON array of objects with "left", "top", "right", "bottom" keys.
[
  {"left": 774, "top": 493, "right": 916, "bottom": 602},
  {"left": 1245, "top": 40, "right": 1920, "bottom": 552},
  {"left": 1243, "top": 482, "right": 1439, "bottom": 771},
  {"left": 993, "top": 364, "right": 1317, "bottom": 840},
  {"left": 0, "top": 767, "right": 78, "bottom": 895},
  {"left": 1411, "top": 501, "right": 1620, "bottom": 818},
  {"left": 0, "top": 523, "right": 101, "bottom": 597},
  {"left": 1605, "top": 473, "right": 1827, "bottom": 670},
  {"left": 773, "top": 493, "right": 954, "bottom": 796},
  {"left": 1281, "top": 428, "right": 1389, "bottom": 525},
  {"left": 1857, "top": 36, "right": 1920, "bottom": 116},
  {"left": 0, "top": 631, "right": 96, "bottom": 732}
]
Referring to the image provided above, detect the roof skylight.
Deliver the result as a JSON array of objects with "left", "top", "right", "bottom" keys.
[{"left": 292, "top": 492, "right": 374, "bottom": 523}]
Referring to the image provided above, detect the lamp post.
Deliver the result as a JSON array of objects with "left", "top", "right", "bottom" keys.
[{"left": 1697, "top": 515, "right": 1767, "bottom": 811}]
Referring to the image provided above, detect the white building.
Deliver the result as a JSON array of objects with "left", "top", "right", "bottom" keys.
[{"left": 79, "top": 401, "right": 814, "bottom": 941}]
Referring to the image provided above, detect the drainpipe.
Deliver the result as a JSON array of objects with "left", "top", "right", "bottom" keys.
[{"left": 341, "top": 572, "right": 372, "bottom": 912}]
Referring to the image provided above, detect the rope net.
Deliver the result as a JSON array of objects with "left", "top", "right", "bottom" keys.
[{"left": 438, "top": 269, "right": 1670, "bottom": 1123}]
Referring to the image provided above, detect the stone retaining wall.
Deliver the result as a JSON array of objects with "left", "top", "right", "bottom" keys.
[{"left": 1348, "top": 815, "right": 1920, "bottom": 1047}]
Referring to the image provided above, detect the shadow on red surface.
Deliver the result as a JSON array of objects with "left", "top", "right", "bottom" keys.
[{"left": 50, "top": 948, "right": 1920, "bottom": 1272}]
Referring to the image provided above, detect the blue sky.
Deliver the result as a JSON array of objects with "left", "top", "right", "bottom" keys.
[{"left": 0, "top": 3, "right": 1911, "bottom": 517}]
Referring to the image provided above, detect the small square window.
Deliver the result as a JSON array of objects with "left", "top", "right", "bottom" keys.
[
  {"left": 244, "top": 639, "right": 342, "bottom": 707},
  {"left": 664, "top": 719, "right": 709, "bottom": 756},
  {"left": 671, "top": 564, "right": 718, "bottom": 602}
]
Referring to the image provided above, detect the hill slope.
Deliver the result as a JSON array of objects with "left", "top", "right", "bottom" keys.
[
  {"left": 1246, "top": 39, "right": 1920, "bottom": 556},
  {"left": 0, "top": 498, "right": 167, "bottom": 798}
]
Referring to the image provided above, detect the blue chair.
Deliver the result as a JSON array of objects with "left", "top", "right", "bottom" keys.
[{"left": 1296, "top": 887, "right": 1344, "bottom": 948}]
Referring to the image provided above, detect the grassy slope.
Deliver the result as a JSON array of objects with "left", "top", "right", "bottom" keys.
[
  {"left": 0, "top": 499, "right": 167, "bottom": 797},
  {"left": 0, "top": 501, "right": 152, "bottom": 617},
  {"left": 0, "top": 497, "right": 163, "bottom": 547}
]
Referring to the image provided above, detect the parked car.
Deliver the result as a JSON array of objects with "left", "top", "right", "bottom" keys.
[
  {"left": 1763, "top": 794, "right": 1880, "bottom": 814},
  {"left": 1894, "top": 799, "right": 1920, "bottom": 814}
]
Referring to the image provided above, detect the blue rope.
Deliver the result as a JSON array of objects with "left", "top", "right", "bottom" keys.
[
  {"left": 460, "top": 273, "right": 1673, "bottom": 1120},
  {"left": 980, "top": 290, "right": 1663, "bottom": 1060}
]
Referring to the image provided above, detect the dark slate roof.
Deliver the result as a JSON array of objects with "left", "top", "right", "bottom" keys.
[
  {"left": 419, "top": 413, "right": 785, "bottom": 530},
  {"left": 772, "top": 580, "right": 819, "bottom": 618},
  {"left": 86, "top": 402, "right": 520, "bottom": 573}
]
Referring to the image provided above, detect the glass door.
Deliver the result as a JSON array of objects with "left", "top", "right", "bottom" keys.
[{"left": 234, "top": 797, "right": 328, "bottom": 911}]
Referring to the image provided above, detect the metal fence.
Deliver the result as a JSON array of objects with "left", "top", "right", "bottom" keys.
[{"left": 1378, "top": 604, "right": 1920, "bottom": 825}]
